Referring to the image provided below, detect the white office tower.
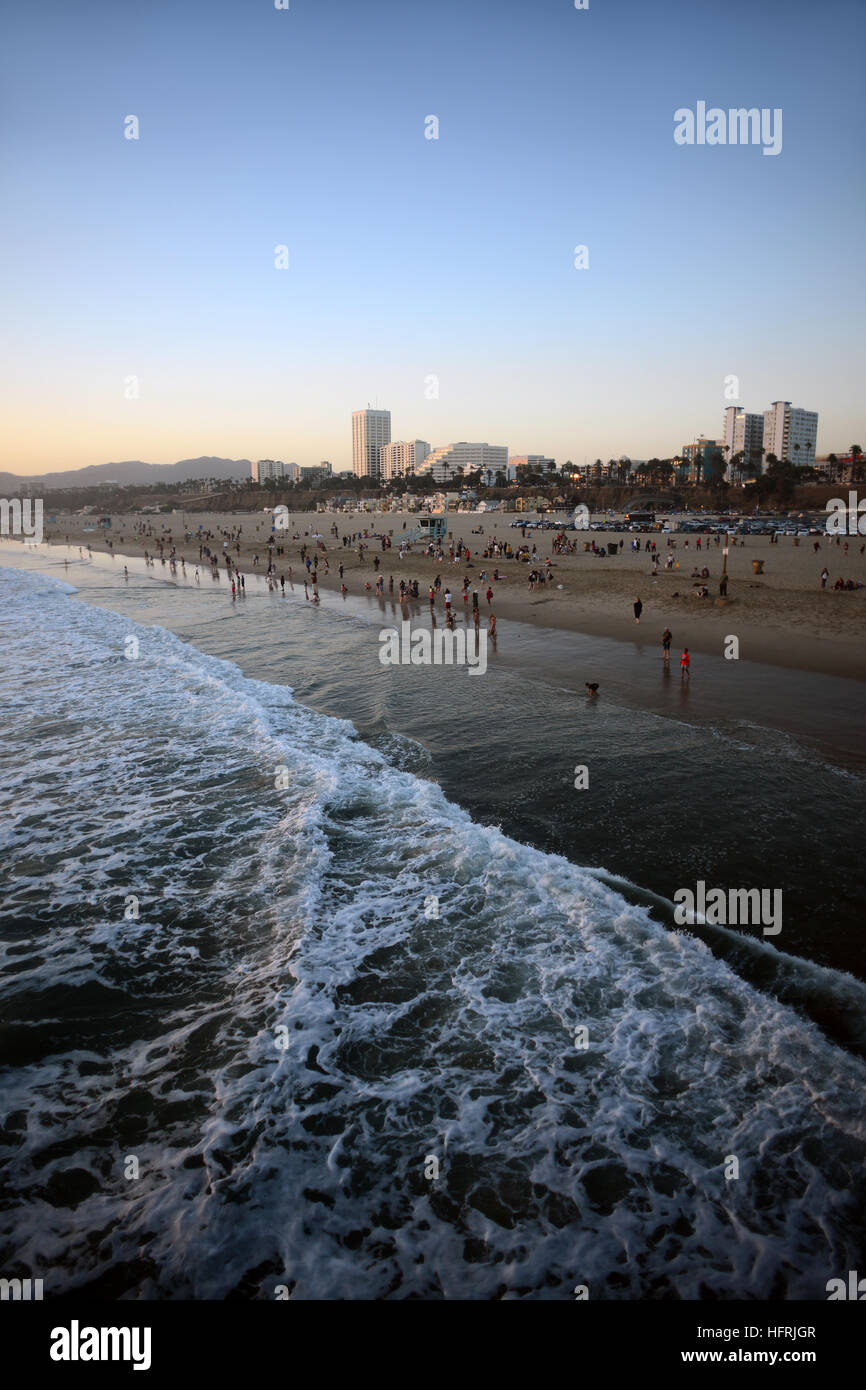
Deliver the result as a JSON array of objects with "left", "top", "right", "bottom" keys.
[
  {"left": 722, "top": 408, "right": 764, "bottom": 477},
  {"left": 352, "top": 409, "right": 391, "bottom": 479},
  {"left": 762, "top": 401, "right": 819, "bottom": 467},
  {"left": 417, "top": 442, "right": 509, "bottom": 484},
  {"left": 251, "top": 459, "right": 286, "bottom": 482},
  {"left": 380, "top": 440, "right": 430, "bottom": 480}
]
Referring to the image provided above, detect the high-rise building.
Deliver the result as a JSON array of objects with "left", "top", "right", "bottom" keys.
[
  {"left": 762, "top": 401, "right": 818, "bottom": 468},
  {"left": 380, "top": 440, "right": 430, "bottom": 480},
  {"left": 722, "top": 407, "right": 764, "bottom": 478},
  {"left": 298, "top": 462, "right": 333, "bottom": 483},
  {"left": 416, "top": 442, "right": 509, "bottom": 484},
  {"left": 251, "top": 459, "right": 286, "bottom": 483},
  {"left": 352, "top": 409, "right": 391, "bottom": 479}
]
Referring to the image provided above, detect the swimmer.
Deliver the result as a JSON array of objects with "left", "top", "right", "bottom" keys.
[{"left": 585, "top": 682, "right": 599, "bottom": 696}]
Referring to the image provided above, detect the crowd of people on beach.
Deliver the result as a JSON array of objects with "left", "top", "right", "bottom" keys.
[{"left": 49, "top": 512, "right": 866, "bottom": 696}]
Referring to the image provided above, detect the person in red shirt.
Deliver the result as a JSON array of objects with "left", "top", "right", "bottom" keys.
[
  {"left": 680, "top": 648, "right": 690, "bottom": 681},
  {"left": 486, "top": 587, "right": 493, "bottom": 604}
]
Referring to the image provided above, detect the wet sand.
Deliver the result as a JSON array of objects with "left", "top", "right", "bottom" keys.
[{"left": 33, "top": 507, "right": 866, "bottom": 681}]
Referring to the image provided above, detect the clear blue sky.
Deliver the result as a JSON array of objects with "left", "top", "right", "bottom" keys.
[{"left": 1, "top": 0, "right": 863, "bottom": 473}]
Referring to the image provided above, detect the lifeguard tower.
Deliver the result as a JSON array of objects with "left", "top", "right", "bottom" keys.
[
  {"left": 406, "top": 513, "right": 449, "bottom": 545},
  {"left": 418, "top": 515, "right": 447, "bottom": 541}
]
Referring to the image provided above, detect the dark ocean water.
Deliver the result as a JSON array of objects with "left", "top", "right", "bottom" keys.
[{"left": 1, "top": 549, "right": 864, "bottom": 1299}]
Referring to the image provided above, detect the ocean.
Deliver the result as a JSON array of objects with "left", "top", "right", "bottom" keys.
[{"left": 1, "top": 550, "right": 865, "bottom": 1299}]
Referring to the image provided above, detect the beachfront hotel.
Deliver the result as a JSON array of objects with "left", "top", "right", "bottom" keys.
[
  {"left": 251, "top": 459, "right": 296, "bottom": 483},
  {"left": 380, "top": 440, "right": 430, "bottom": 481},
  {"left": 763, "top": 400, "right": 819, "bottom": 469},
  {"left": 352, "top": 409, "right": 392, "bottom": 480},
  {"left": 510, "top": 455, "right": 557, "bottom": 474},
  {"left": 677, "top": 438, "right": 724, "bottom": 484},
  {"left": 722, "top": 407, "right": 764, "bottom": 479},
  {"left": 416, "top": 442, "right": 509, "bottom": 484}
]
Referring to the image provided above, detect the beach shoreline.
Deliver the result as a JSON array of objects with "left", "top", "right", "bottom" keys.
[
  {"left": 22, "top": 507, "right": 866, "bottom": 682},
  {"left": 4, "top": 533, "right": 864, "bottom": 771}
]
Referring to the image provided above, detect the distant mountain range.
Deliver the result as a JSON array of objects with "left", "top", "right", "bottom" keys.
[{"left": 0, "top": 457, "right": 252, "bottom": 492}]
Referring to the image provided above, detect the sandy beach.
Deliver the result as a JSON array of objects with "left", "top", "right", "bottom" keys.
[{"left": 36, "top": 508, "right": 866, "bottom": 681}]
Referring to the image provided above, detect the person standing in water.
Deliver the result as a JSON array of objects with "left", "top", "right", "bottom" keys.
[
  {"left": 680, "top": 648, "right": 690, "bottom": 681},
  {"left": 634, "top": 596, "right": 643, "bottom": 623},
  {"left": 662, "top": 627, "right": 672, "bottom": 662}
]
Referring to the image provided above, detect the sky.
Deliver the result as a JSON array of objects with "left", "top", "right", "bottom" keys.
[{"left": 1, "top": 0, "right": 864, "bottom": 475}]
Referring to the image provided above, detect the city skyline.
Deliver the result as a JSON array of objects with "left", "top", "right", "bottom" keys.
[
  {"left": 0, "top": 384, "right": 842, "bottom": 490},
  {"left": 2, "top": 0, "right": 863, "bottom": 475}
]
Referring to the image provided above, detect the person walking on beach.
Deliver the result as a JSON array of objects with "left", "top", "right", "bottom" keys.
[
  {"left": 634, "top": 596, "right": 643, "bottom": 623},
  {"left": 662, "top": 627, "right": 672, "bottom": 662},
  {"left": 680, "top": 648, "right": 690, "bottom": 681},
  {"left": 821, "top": 567, "right": 829, "bottom": 588}
]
